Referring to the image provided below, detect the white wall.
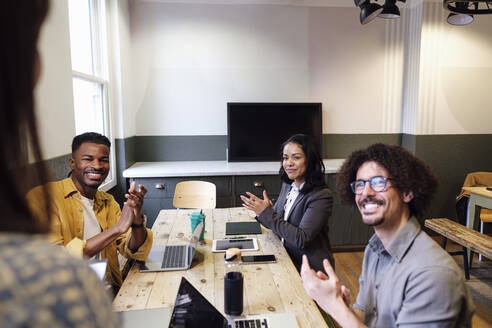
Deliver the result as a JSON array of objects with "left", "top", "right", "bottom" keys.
[
  {"left": 35, "top": 0, "right": 75, "bottom": 159},
  {"left": 308, "top": 7, "right": 388, "bottom": 133},
  {"left": 128, "top": 3, "right": 390, "bottom": 135},
  {"left": 417, "top": 1, "right": 492, "bottom": 134},
  {"left": 127, "top": 1, "right": 492, "bottom": 137},
  {"left": 111, "top": 0, "right": 137, "bottom": 139},
  {"left": 130, "top": 3, "right": 310, "bottom": 135},
  {"left": 433, "top": 12, "right": 492, "bottom": 134}
]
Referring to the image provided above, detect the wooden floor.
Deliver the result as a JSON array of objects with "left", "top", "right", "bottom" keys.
[{"left": 333, "top": 238, "right": 492, "bottom": 328}]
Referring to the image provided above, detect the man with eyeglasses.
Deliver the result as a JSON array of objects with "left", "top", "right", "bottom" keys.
[{"left": 301, "top": 143, "right": 474, "bottom": 327}]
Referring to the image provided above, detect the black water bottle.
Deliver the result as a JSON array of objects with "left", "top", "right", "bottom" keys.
[{"left": 224, "top": 248, "right": 243, "bottom": 316}]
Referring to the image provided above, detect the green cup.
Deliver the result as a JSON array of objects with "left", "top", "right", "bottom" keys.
[{"left": 190, "top": 211, "right": 205, "bottom": 241}]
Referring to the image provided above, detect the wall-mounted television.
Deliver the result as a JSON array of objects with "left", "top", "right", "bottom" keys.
[{"left": 227, "top": 102, "right": 322, "bottom": 162}]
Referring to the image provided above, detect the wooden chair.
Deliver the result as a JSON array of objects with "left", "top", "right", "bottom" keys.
[{"left": 173, "top": 181, "right": 216, "bottom": 209}]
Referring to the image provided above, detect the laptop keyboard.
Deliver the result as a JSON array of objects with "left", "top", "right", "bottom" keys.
[
  {"left": 231, "top": 318, "right": 268, "bottom": 328},
  {"left": 162, "top": 245, "right": 187, "bottom": 268}
]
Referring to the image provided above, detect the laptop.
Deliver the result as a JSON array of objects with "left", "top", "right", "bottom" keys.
[
  {"left": 120, "top": 307, "right": 173, "bottom": 328},
  {"left": 88, "top": 259, "right": 108, "bottom": 280},
  {"left": 140, "top": 221, "right": 203, "bottom": 272},
  {"left": 120, "top": 277, "right": 299, "bottom": 328},
  {"left": 170, "top": 277, "right": 299, "bottom": 328}
]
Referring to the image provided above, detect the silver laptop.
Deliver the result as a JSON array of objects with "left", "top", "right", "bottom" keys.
[
  {"left": 120, "top": 307, "right": 173, "bottom": 328},
  {"left": 120, "top": 277, "right": 299, "bottom": 328},
  {"left": 140, "top": 221, "right": 203, "bottom": 272},
  {"left": 88, "top": 259, "right": 108, "bottom": 280}
]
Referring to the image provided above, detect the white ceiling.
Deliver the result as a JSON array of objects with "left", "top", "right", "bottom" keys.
[
  {"left": 136, "top": 0, "right": 358, "bottom": 7},
  {"left": 136, "top": 0, "right": 431, "bottom": 9}
]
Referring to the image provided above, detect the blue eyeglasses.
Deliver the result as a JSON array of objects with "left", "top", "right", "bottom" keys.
[{"left": 350, "top": 176, "right": 395, "bottom": 195}]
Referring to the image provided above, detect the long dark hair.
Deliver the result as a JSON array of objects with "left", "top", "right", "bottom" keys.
[
  {"left": 279, "top": 134, "right": 325, "bottom": 193},
  {"left": 0, "top": 0, "right": 51, "bottom": 233}
]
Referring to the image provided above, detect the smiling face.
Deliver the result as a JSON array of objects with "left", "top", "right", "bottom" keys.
[
  {"left": 70, "top": 142, "right": 110, "bottom": 198},
  {"left": 355, "top": 161, "right": 412, "bottom": 228},
  {"left": 282, "top": 142, "right": 307, "bottom": 186}
]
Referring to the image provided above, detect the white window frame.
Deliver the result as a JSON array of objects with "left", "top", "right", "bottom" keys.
[{"left": 69, "top": 0, "right": 116, "bottom": 191}]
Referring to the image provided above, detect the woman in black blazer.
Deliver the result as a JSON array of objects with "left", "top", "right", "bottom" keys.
[{"left": 241, "top": 134, "right": 334, "bottom": 273}]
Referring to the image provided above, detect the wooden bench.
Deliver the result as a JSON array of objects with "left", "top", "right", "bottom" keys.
[{"left": 425, "top": 218, "right": 492, "bottom": 280}]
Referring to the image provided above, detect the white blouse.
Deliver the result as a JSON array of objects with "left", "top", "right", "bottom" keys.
[{"left": 282, "top": 182, "right": 304, "bottom": 243}]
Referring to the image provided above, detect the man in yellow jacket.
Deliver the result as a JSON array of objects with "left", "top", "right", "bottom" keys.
[{"left": 27, "top": 132, "right": 153, "bottom": 293}]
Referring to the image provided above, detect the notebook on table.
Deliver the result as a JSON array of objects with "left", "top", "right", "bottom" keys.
[
  {"left": 225, "top": 221, "right": 262, "bottom": 235},
  {"left": 140, "top": 221, "right": 203, "bottom": 272}
]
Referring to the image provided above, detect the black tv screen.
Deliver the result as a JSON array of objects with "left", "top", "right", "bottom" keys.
[{"left": 227, "top": 102, "right": 322, "bottom": 162}]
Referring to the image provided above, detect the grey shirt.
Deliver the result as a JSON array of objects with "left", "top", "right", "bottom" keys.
[{"left": 354, "top": 217, "right": 474, "bottom": 327}]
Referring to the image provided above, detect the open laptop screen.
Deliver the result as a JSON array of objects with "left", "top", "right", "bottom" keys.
[
  {"left": 169, "top": 277, "right": 227, "bottom": 328},
  {"left": 88, "top": 259, "right": 108, "bottom": 280}
]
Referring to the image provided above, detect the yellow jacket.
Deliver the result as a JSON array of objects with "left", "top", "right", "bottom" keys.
[{"left": 26, "top": 178, "right": 153, "bottom": 287}]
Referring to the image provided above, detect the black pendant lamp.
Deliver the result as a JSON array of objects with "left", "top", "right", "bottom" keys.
[
  {"left": 379, "top": 0, "right": 401, "bottom": 19},
  {"left": 444, "top": 1, "right": 481, "bottom": 25},
  {"left": 360, "top": 1, "right": 383, "bottom": 24}
]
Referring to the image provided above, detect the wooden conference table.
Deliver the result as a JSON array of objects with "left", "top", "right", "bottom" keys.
[
  {"left": 464, "top": 186, "right": 492, "bottom": 231},
  {"left": 113, "top": 207, "right": 327, "bottom": 328},
  {"left": 463, "top": 187, "right": 492, "bottom": 261}
]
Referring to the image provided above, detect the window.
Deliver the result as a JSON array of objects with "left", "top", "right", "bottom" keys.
[{"left": 68, "top": 0, "right": 115, "bottom": 190}]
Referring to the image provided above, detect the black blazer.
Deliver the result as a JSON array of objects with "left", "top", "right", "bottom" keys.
[{"left": 257, "top": 182, "right": 334, "bottom": 272}]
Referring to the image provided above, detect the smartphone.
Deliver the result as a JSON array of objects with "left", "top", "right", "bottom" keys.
[{"left": 241, "top": 254, "right": 276, "bottom": 264}]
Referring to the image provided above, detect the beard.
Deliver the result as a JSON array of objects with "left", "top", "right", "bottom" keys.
[
  {"left": 365, "top": 216, "right": 385, "bottom": 227},
  {"left": 358, "top": 197, "right": 386, "bottom": 227}
]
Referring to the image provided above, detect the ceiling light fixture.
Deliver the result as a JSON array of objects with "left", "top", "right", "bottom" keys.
[
  {"left": 354, "top": 0, "right": 368, "bottom": 6},
  {"left": 447, "top": 12, "right": 474, "bottom": 25},
  {"left": 443, "top": 1, "right": 492, "bottom": 25},
  {"left": 355, "top": 1, "right": 491, "bottom": 25},
  {"left": 355, "top": 0, "right": 406, "bottom": 24},
  {"left": 360, "top": 1, "right": 383, "bottom": 24},
  {"left": 379, "top": 0, "right": 401, "bottom": 19}
]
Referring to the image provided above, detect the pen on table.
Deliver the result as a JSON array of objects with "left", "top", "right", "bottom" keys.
[{"left": 225, "top": 236, "right": 248, "bottom": 239}]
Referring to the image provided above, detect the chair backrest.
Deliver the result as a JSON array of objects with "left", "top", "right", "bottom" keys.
[{"left": 173, "top": 181, "right": 216, "bottom": 209}]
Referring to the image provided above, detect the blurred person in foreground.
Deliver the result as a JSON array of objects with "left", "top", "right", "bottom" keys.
[
  {"left": 301, "top": 143, "right": 474, "bottom": 327},
  {"left": 0, "top": 1, "right": 118, "bottom": 326}
]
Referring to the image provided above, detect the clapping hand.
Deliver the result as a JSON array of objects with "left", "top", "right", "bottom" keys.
[
  {"left": 124, "top": 181, "right": 147, "bottom": 225},
  {"left": 240, "top": 190, "right": 273, "bottom": 216},
  {"left": 301, "top": 255, "right": 351, "bottom": 312}
]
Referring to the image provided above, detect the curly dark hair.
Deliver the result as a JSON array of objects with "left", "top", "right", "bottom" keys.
[
  {"left": 335, "top": 143, "right": 438, "bottom": 219},
  {"left": 279, "top": 134, "right": 325, "bottom": 194}
]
